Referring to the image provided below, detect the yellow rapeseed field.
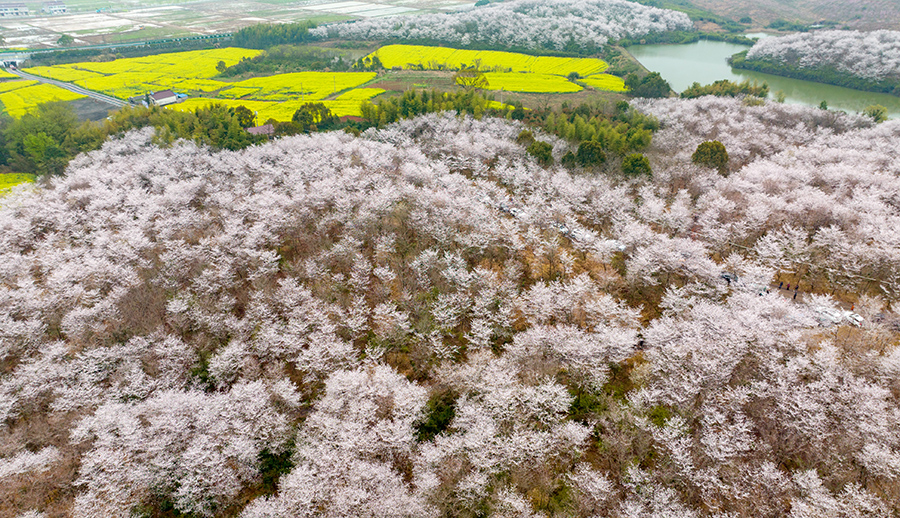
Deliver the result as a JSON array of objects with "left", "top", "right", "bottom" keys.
[
  {"left": 0, "top": 173, "right": 35, "bottom": 194},
  {"left": 219, "top": 72, "right": 376, "bottom": 101},
  {"left": 370, "top": 45, "right": 609, "bottom": 77},
  {"left": 482, "top": 72, "right": 582, "bottom": 93},
  {"left": 22, "top": 66, "right": 103, "bottom": 83},
  {"left": 0, "top": 82, "right": 85, "bottom": 118},
  {"left": 21, "top": 49, "right": 378, "bottom": 121},
  {"left": 580, "top": 74, "right": 628, "bottom": 92},
  {"left": 0, "top": 80, "right": 38, "bottom": 94},
  {"left": 23, "top": 48, "right": 261, "bottom": 100},
  {"left": 0, "top": 68, "right": 20, "bottom": 80}
]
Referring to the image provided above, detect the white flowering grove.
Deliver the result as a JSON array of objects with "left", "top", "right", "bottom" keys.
[
  {"left": 1, "top": 100, "right": 900, "bottom": 516},
  {"left": 745, "top": 29, "right": 900, "bottom": 81},
  {"left": 311, "top": 0, "right": 692, "bottom": 52}
]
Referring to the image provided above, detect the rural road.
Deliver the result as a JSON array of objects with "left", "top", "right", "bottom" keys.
[{"left": 7, "top": 68, "right": 128, "bottom": 108}]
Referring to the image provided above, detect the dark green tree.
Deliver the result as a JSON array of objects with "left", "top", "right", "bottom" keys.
[
  {"left": 526, "top": 140, "right": 553, "bottom": 166},
  {"left": 4, "top": 102, "right": 79, "bottom": 175},
  {"left": 691, "top": 140, "right": 729, "bottom": 173},
  {"left": 625, "top": 72, "right": 671, "bottom": 98},
  {"left": 622, "top": 153, "right": 651, "bottom": 177},
  {"left": 292, "top": 102, "right": 336, "bottom": 133},
  {"left": 232, "top": 105, "right": 256, "bottom": 128},
  {"left": 575, "top": 140, "right": 606, "bottom": 167},
  {"left": 515, "top": 129, "right": 535, "bottom": 146}
]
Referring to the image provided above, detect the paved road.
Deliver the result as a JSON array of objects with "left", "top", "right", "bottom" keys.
[{"left": 7, "top": 68, "right": 128, "bottom": 108}]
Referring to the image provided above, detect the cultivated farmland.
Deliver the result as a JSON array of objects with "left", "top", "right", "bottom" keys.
[
  {"left": 482, "top": 72, "right": 582, "bottom": 93},
  {"left": 370, "top": 44, "right": 629, "bottom": 95},
  {"left": 0, "top": 80, "right": 86, "bottom": 117},
  {"left": 24, "top": 48, "right": 263, "bottom": 99},
  {"left": 22, "top": 48, "right": 383, "bottom": 120},
  {"left": 371, "top": 44, "right": 610, "bottom": 76},
  {"left": 579, "top": 74, "right": 629, "bottom": 92}
]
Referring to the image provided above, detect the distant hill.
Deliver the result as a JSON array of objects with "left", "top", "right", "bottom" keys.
[{"left": 686, "top": 0, "right": 900, "bottom": 30}]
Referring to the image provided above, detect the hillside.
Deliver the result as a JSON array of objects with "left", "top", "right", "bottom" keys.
[
  {"left": 2, "top": 97, "right": 900, "bottom": 516},
  {"left": 681, "top": 0, "right": 900, "bottom": 30}
]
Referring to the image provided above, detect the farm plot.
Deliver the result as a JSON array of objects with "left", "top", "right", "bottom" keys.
[
  {"left": 482, "top": 72, "right": 582, "bottom": 93},
  {"left": 579, "top": 74, "right": 628, "bottom": 92},
  {"left": 22, "top": 48, "right": 379, "bottom": 120},
  {"left": 23, "top": 48, "right": 261, "bottom": 100},
  {"left": 371, "top": 44, "right": 609, "bottom": 76},
  {"left": 0, "top": 81, "right": 86, "bottom": 118},
  {"left": 218, "top": 72, "right": 376, "bottom": 101}
]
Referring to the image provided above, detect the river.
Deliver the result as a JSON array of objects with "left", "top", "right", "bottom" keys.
[{"left": 626, "top": 40, "right": 900, "bottom": 118}]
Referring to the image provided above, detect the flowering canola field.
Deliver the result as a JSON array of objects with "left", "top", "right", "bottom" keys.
[
  {"left": 0, "top": 80, "right": 86, "bottom": 118},
  {"left": 372, "top": 45, "right": 609, "bottom": 76},
  {"left": 25, "top": 48, "right": 262, "bottom": 100},
  {"left": 172, "top": 88, "right": 386, "bottom": 122},
  {"left": 22, "top": 48, "right": 382, "bottom": 120},
  {"left": 482, "top": 72, "right": 583, "bottom": 93},
  {"left": 368, "top": 44, "right": 628, "bottom": 94},
  {"left": 0, "top": 173, "right": 35, "bottom": 195},
  {"left": 579, "top": 74, "right": 628, "bottom": 93}
]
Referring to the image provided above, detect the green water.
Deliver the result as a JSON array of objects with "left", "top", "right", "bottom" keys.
[{"left": 627, "top": 40, "right": 900, "bottom": 118}]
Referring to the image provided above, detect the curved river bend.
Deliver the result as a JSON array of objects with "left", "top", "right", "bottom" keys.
[{"left": 627, "top": 40, "right": 900, "bottom": 118}]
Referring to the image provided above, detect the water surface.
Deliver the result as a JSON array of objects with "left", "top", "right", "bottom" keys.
[{"left": 627, "top": 40, "right": 900, "bottom": 118}]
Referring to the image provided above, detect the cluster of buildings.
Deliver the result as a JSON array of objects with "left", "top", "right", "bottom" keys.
[{"left": 0, "top": 1, "right": 67, "bottom": 17}]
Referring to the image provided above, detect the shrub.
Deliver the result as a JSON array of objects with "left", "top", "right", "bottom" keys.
[
  {"left": 527, "top": 140, "right": 553, "bottom": 166},
  {"left": 622, "top": 153, "right": 651, "bottom": 177},
  {"left": 575, "top": 140, "right": 606, "bottom": 167},
  {"left": 691, "top": 140, "right": 729, "bottom": 173}
]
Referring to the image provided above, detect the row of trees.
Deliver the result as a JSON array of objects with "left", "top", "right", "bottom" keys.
[
  {"left": 0, "top": 101, "right": 346, "bottom": 177},
  {"left": 218, "top": 45, "right": 355, "bottom": 77},
  {"left": 680, "top": 78, "right": 769, "bottom": 99},
  {"left": 231, "top": 21, "right": 318, "bottom": 49},
  {"left": 309, "top": 0, "right": 692, "bottom": 54},
  {"left": 733, "top": 29, "right": 900, "bottom": 95}
]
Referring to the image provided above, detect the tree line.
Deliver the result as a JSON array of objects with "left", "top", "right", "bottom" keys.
[{"left": 231, "top": 21, "right": 318, "bottom": 49}]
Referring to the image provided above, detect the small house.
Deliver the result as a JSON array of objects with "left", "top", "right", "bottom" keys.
[
  {"left": 149, "top": 90, "right": 178, "bottom": 107},
  {"left": 41, "top": 1, "right": 66, "bottom": 14},
  {"left": 0, "top": 3, "right": 29, "bottom": 17},
  {"left": 247, "top": 124, "right": 274, "bottom": 137}
]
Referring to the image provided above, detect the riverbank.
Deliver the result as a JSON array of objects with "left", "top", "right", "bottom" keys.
[{"left": 729, "top": 50, "right": 900, "bottom": 97}]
